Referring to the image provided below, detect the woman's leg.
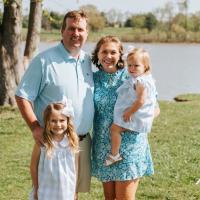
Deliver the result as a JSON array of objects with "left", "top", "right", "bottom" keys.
[
  {"left": 115, "top": 179, "right": 139, "bottom": 200},
  {"left": 110, "top": 124, "right": 126, "bottom": 156},
  {"left": 102, "top": 181, "right": 116, "bottom": 200}
]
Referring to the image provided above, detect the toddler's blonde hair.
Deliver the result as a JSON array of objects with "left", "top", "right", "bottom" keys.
[{"left": 127, "top": 48, "right": 151, "bottom": 72}]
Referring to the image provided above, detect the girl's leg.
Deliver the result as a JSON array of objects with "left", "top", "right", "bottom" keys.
[
  {"left": 102, "top": 181, "right": 116, "bottom": 200},
  {"left": 74, "top": 193, "right": 78, "bottom": 200},
  {"left": 115, "top": 179, "right": 139, "bottom": 200},
  {"left": 110, "top": 124, "right": 126, "bottom": 156}
]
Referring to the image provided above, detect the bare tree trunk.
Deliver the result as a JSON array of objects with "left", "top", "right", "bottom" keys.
[
  {"left": 0, "top": 0, "right": 22, "bottom": 105},
  {"left": 23, "top": 0, "right": 42, "bottom": 69}
]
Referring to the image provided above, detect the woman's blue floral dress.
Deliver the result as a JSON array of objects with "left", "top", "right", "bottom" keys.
[{"left": 92, "top": 68, "right": 154, "bottom": 182}]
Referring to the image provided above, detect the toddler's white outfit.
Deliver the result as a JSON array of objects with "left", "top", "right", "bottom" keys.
[{"left": 114, "top": 74, "right": 157, "bottom": 133}]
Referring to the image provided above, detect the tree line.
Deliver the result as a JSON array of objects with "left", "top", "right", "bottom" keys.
[{"left": 18, "top": 3, "right": 200, "bottom": 34}]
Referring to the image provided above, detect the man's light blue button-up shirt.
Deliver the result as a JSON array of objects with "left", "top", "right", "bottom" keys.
[{"left": 16, "top": 42, "right": 94, "bottom": 135}]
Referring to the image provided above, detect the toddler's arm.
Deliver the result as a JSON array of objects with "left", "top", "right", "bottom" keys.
[
  {"left": 123, "top": 81, "right": 146, "bottom": 122},
  {"left": 30, "top": 143, "right": 41, "bottom": 200}
]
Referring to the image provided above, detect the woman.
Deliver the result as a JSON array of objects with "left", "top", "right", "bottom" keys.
[{"left": 91, "top": 36, "right": 158, "bottom": 200}]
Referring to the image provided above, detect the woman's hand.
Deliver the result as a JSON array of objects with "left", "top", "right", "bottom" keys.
[{"left": 123, "top": 108, "right": 133, "bottom": 122}]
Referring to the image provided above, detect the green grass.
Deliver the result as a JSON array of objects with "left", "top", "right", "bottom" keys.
[
  {"left": 22, "top": 28, "right": 61, "bottom": 42},
  {"left": 22, "top": 27, "right": 200, "bottom": 43},
  {"left": 1, "top": 94, "right": 200, "bottom": 199},
  {"left": 22, "top": 27, "right": 135, "bottom": 43},
  {"left": 88, "top": 27, "right": 135, "bottom": 42}
]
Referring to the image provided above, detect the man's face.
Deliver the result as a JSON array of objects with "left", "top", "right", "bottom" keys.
[{"left": 61, "top": 17, "right": 88, "bottom": 55}]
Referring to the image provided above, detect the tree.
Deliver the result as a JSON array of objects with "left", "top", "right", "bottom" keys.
[
  {"left": 49, "top": 11, "right": 63, "bottom": 29},
  {"left": 23, "top": 0, "right": 42, "bottom": 69},
  {"left": 178, "top": 0, "right": 189, "bottom": 30},
  {"left": 0, "top": 0, "right": 42, "bottom": 105},
  {"left": 0, "top": 0, "right": 22, "bottom": 105},
  {"left": 80, "top": 5, "right": 105, "bottom": 31},
  {"left": 0, "top": 9, "right": 2, "bottom": 23},
  {"left": 125, "top": 14, "right": 146, "bottom": 29},
  {"left": 189, "top": 13, "right": 200, "bottom": 32},
  {"left": 172, "top": 13, "right": 186, "bottom": 28},
  {"left": 144, "top": 13, "right": 157, "bottom": 31},
  {"left": 41, "top": 10, "right": 63, "bottom": 30},
  {"left": 105, "top": 9, "right": 127, "bottom": 27},
  {"left": 156, "top": 2, "right": 175, "bottom": 40},
  {"left": 124, "top": 18, "right": 133, "bottom": 27}
]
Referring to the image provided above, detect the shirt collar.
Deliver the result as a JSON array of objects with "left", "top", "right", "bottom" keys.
[
  {"left": 53, "top": 135, "right": 69, "bottom": 148},
  {"left": 59, "top": 41, "right": 86, "bottom": 62}
]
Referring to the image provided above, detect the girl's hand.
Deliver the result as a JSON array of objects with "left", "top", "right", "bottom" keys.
[{"left": 123, "top": 108, "right": 133, "bottom": 122}]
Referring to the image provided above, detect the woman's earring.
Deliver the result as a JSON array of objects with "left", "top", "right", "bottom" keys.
[
  {"left": 97, "top": 60, "right": 102, "bottom": 69},
  {"left": 97, "top": 60, "right": 101, "bottom": 67}
]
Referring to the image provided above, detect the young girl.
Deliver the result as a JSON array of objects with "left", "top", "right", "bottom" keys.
[
  {"left": 29, "top": 99, "right": 79, "bottom": 200},
  {"left": 105, "top": 47, "right": 159, "bottom": 166}
]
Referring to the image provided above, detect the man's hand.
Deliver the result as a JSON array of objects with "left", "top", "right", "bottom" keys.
[
  {"left": 15, "top": 96, "right": 44, "bottom": 145},
  {"left": 33, "top": 189, "right": 38, "bottom": 200},
  {"left": 123, "top": 108, "right": 133, "bottom": 122},
  {"left": 32, "top": 125, "right": 44, "bottom": 146}
]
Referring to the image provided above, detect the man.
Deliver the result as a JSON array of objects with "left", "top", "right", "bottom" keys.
[{"left": 15, "top": 10, "right": 94, "bottom": 198}]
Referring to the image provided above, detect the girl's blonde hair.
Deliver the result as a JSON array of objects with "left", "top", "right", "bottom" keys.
[
  {"left": 43, "top": 103, "right": 79, "bottom": 158},
  {"left": 127, "top": 48, "right": 151, "bottom": 72}
]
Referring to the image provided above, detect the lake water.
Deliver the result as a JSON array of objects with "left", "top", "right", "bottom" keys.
[{"left": 38, "top": 42, "right": 200, "bottom": 101}]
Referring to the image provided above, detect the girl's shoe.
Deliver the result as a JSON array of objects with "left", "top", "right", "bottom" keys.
[{"left": 104, "top": 153, "right": 122, "bottom": 166}]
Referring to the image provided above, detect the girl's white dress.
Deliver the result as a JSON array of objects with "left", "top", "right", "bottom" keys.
[
  {"left": 29, "top": 136, "right": 76, "bottom": 200},
  {"left": 113, "top": 74, "right": 157, "bottom": 133}
]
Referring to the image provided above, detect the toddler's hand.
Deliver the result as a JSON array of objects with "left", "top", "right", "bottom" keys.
[{"left": 123, "top": 108, "right": 133, "bottom": 122}]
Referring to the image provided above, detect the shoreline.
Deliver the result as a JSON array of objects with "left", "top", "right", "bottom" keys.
[{"left": 31, "top": 39, "right": 200, "bottom": 45}]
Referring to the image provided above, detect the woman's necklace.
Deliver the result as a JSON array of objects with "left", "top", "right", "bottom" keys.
[
  {"left": 108, "top": 71, "right": 119, "bottom": 86},
  {"left": 108, "top": 74, "right": 114, "bottom": 85}
]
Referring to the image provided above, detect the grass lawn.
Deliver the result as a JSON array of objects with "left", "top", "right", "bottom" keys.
[
  {"left": 22, "top": 27, "right": 137, "bottom": 43},
  {"left": 0, "top": 94, "right": 200, "bottom": 199},
  {"left": 21, "top": 27, "right": 200, "bottom": 43}
]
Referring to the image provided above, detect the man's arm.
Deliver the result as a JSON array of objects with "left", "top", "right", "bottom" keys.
[{"left": 15, "top": 95, "right": 43, "bottom": 145}]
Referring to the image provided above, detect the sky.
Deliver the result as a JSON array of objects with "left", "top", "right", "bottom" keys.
[{"left": 22, "top": 0, "right": 200, "bottom": 14}]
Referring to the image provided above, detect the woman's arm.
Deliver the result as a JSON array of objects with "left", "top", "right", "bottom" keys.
[
  {"left": 154, "top": 102, "right": 160, "bottom": 118},
  {"left": 30, "top": 143, "right": 41, "bottom": 199},
  {"left": 123, "top": 81, "right": 146, "bottom": 122}
]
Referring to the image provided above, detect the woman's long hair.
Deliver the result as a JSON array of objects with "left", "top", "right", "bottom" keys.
[
  {"left": 91, "top": 35, "right": 125, "bottom": 70},
  {"left": 43, "top": 103, "right": 79, "bottom": 158}
]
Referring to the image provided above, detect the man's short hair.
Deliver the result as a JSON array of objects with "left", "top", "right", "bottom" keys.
[{"left": 61, "top": 10, "right": 88, "bottom": 32}]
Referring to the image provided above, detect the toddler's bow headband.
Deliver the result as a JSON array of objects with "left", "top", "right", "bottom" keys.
[{"left": 123, "top": 45, "right": 135, "bottom": 60}]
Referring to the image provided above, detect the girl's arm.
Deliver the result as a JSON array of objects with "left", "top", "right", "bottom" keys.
[
  {"left": 30, "top": 143, "right": 41, "bottom": 199},
  {"left": 123, "top": 81, "right": 146, "bottom": 122}
]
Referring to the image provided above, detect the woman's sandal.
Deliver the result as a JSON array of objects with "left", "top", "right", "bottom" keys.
[{"left": 104, "top": 153, "right": 123, "bottom": 166}]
